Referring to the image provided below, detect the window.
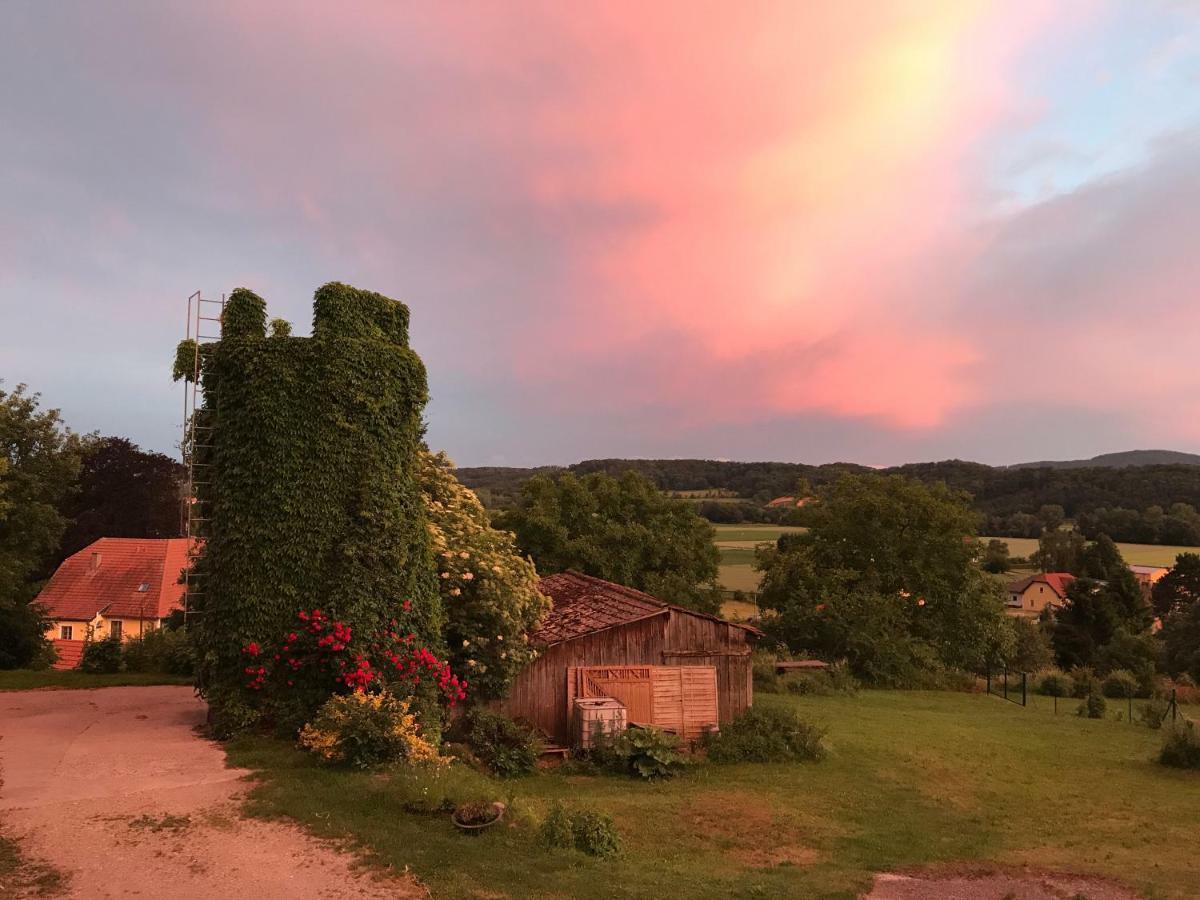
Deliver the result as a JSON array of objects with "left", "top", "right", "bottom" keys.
[
  {"left": 109, "top": 620, "right": 123, "bottom": 640},
  {"left": 137, "top": 582, "right": 150, "bottom": 593},
  {"left": 60, "top": 625, "right": 73, "bottom": 640}
]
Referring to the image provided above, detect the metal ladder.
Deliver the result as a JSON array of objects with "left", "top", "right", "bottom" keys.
[{"left": 182, "top": 291, "right": 225, "bottom": 624}]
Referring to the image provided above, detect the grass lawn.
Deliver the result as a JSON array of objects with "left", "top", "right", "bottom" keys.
[
  {"left": 0, "top": 670, "right": 193, "bottom": 692},
  {"left": 225, "top": 691, "right": 1200, "bottom": 899}
]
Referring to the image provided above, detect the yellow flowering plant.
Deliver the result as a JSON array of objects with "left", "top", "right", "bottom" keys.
[{"left": 298, "top": 690, "right": 449, "bottom": 769}]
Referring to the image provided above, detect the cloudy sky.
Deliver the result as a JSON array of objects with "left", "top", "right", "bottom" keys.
[{"left": 2, "top": 2, "right": 1198, "bottom": 467}]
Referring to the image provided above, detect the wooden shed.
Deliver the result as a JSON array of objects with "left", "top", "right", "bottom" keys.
[{"left": 498, "top": 571, "right": 761, "bottom": 744}]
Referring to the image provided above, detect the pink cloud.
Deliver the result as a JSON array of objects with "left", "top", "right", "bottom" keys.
[{"left": 145, "top": 2, "right": 1115, "bottom": 432}]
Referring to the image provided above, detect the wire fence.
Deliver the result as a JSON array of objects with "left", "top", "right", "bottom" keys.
[{"left": 985, "top": 667, "right": 1182, "bottom": 727}]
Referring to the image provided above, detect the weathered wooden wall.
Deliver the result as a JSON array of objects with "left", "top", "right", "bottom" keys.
[
  {"left": 499, "top": 614, "right": 668, "bottom": 741},
  {"left": 662, "top": 612, "right": 754, "bottom": 724},
  {"left": 498, "top": 608, "right": 755, "bottom": 744}
]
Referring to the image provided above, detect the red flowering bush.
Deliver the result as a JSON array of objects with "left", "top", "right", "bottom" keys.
[{"left": 240, "top": 607, "right": 466, "bottom": 734}]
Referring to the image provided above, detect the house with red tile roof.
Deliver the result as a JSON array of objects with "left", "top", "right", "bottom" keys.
[
  {"left": 1005, "top": 572, "right": 1075, "bottom": 617},
  {"left": 35, "top": 538, "right": 195, "bottom": 669}
]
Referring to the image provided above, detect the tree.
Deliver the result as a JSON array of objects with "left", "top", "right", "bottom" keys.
[
  {"left": 56, "top": 436, "right": 185, "bottom": 563},
  {"left": 0, "top": 384, "right": 81, "bottom": 668},
  {"left": 1032, "top": 529, "right": 1086, "bottom": 573},
  {"left": 1079, "top": 535, "right": 1150, "bottom": 629},
  {"left": 794, "top": 474, "right": 981, "bottom": 599},
  {"left": 1050, "top": 578, "right": 1119, "bottom": 670},
  {"left": 981, "top": 539, "right": 1011, "bottom": 574},
  {"left": 497, "top": 470, "right": 721, "bottom": 613},
  {"left": 1008, "top": 616, "right": 1054, "bottom": 672},
  {"left": 1152, "top": 553, "right": 1200, "bottom": 618},
  {"left": 419, "top": 450, "right": 550, "bottom": 700},
  {"left": 1038, "top": 504, "right": 1066, "bottom": 532},
  {"left": 1161, "top": 602, "right": 1200, "bottom": 682},
  {"left": 757, "top": 474, "right": 1012, "bottom": 681}
]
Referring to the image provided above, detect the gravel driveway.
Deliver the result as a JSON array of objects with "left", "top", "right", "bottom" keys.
[{"left": 0, "top": 686, "right": 421, "bottom": 899}]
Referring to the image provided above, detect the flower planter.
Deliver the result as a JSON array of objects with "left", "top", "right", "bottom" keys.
[{"left": 451, "top": 801, "right": 505, "bottom": 834}]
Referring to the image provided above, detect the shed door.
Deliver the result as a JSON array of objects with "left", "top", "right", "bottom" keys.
[{"left": 572, "top": 666, "right": 654, "bottom": 725}]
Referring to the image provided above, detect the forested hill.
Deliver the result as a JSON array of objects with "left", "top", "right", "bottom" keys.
[
  {"left": 1009, "top": 450, "right": 1200, "bottom": 469},
  {"left": 456, "top": 456, "right": 1200, "bottom": 545},
  {"left": 456, "top": 459, "right": 872, "bottom": 507}
]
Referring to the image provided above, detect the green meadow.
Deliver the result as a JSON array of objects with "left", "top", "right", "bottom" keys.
[{"left": 228, "top": 690, "right": 1200, "bottom": 899}]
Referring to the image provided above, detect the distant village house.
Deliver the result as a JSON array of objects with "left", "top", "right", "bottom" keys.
[
  {"left": 1005, "top": 572, "right": 1075, "bottom": 617},
  {"left": 1129, "top": 564, "right": 1168, "bottom": 601},
  {"left": 35, "top": 538, "right": 194, "bottom": 669}
]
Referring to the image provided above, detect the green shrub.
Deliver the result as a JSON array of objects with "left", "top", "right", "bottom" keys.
[
  {"left": 751, "top": 651, "right": 780, "bottom": 693},
  {"left": 569, "top": 810, "right": 621, "bottom": 857},
  {"left": 592, "top": 726, "right": 687, "bottom": 780},
  {"left": 1077, "top": 694, "right": 1107, "bottom": 719},
  {"left": 80, "top": 635, "right": 123, "bottom": 674},
  {"left": 208, "top": 693, "right": 260, "bottom": 740},
  {"left": 1136, "top": 698, "right": 1170, "bottom": 729},
  {"left": 122, "top": 628, "right": 194, "bottom": 675},
  {"left": 1037, "top": 671, "right": 1069, "bottom": 697},
  {"left": 539, "top": 801, "right": 574, "bottom": 849},
  {"left": 782, "top": 663, "right": 860, "bottom": 696},
  {"left": 1101, "top": 669, "right": 1140, "bottom": 700},
  {"left": 298, "top": 691, "right": 446, "bottom": 769},
  {"left": 540, "top": 802, "right": 620, "bottom": 857},
  {"left": 1159, "top": 721, "right": 1200, "bottom": 769},
  {"left": 703, "top": 706, "right": 827, "bottom": 764},
  {"left": 458, "top": 708, "right": 542, "bottom": 777},
  {"left": 1069, "top": 666, "right": 1100, "bottom": 699}
]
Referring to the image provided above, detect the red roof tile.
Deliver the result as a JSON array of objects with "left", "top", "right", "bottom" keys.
[
  {"left": 35, "top": 538, "right": 195, "bottom": 623},
  {"left": 1005, "top": 572, "right": 1075, "bottom": 600},
  {"left": 533, "top": 571, "right": 761, "bottom": 646}
]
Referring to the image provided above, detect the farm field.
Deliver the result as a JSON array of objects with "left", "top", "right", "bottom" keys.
[
  {"left": 714, "top": 524, "right": 803, "bottom": 595},
  {"left": 228, "top": 690, "right": 1200, "bottom": 899},
  {"left": 984, "top": 537, "right": 1195, "bottom": 569},
  {"left": 713, "top": 525, "right": 1198, "bottom": 593}
]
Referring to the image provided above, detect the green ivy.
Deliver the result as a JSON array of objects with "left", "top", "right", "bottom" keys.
[{"left": 179, "top": 283, "right": 442, "bottom": 727}]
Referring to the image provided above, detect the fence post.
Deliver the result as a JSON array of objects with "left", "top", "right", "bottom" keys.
[
  {"left": 1172, "top": 688, "right": 1178, "bottom": 724},
  {"left": 1128, "top": 693, "right": 1132, "bottom": 724},
  {"left": 1022, "top": 672, "right": 1027, "bottom": 708},
  {"left": 1003, "top": 667, "right": 1008, "bottom": 702},
  {"left": 986, "top": 668, "right": 991, "bottom": 696}
]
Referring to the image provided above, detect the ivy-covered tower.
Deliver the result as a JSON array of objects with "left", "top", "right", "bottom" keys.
[{"left": 185, "top": 283, "right": 442, "bottom": 725}]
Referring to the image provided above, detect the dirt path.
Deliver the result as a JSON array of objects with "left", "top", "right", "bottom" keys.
[{"left": 0, "top": 686, "right": 423, "bottom": 899}]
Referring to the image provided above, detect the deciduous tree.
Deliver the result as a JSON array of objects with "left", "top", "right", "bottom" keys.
[
  {"left": 0, "top": 383, "right": 81, "bottom": 668},
  {"left": 498, "top": 470, "right": 721, "bottom": 613},
  {"left": 1152, "top": 553, "right": 1200, "bottom": 618},
  {"left": 56, "top": 436, "right": 184, "bottom": 563},
  {"left": 757, "top": 474, "right": 1012, "bottom": 681}
]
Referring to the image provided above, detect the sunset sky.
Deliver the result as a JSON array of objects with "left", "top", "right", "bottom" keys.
[{"left": 3, "top": 2, "right": 1198, "bottom": 467}]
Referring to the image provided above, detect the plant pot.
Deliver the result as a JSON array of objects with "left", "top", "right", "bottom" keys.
[{"left": 451, "top": 802, "right": 506, "bottom": 834}]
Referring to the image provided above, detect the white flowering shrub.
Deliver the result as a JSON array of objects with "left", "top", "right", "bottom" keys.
[{"left": 420, "top": 451, "right": 551, "bottom": 700}]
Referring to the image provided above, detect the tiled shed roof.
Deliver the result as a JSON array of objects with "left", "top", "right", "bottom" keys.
[
  {"left": 35, "top": 538, "right": 195, "bottom": 622},
  {"left": 533, "top": 571, "right": 761, "bottom": 646}
]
